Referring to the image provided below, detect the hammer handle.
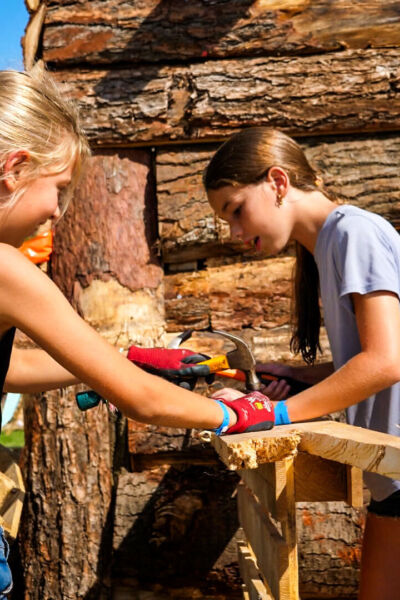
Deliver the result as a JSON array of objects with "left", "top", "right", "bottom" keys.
[{"left": 217, "top": 369, "right": 310, "bottom": 394}]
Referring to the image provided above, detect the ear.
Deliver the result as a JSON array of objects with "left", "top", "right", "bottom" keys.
[
  {"left": 2, "top": 151, "right": 30, "bottom": 192},
  {"left": 265, "top": 166, "right": 289, "bottom": 198}
]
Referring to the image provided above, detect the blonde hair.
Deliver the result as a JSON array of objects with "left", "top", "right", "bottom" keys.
[{"left": 0, "top": 65, "right": 90, "bottom": 213}]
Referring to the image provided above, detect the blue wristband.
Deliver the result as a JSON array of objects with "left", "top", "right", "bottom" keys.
[
  {"left": 213, "top": 400, "right": 230, "bottom": 435},
  {"left": 274, "top": 400, "right": 291, "bottom": 425}
]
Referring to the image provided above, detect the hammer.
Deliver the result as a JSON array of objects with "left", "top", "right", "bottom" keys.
[{"left": 204, "top": 330, "right": 261, "bottom": 391}]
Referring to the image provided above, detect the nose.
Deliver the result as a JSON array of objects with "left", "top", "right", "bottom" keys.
[{"left": 230, "top": 221, "right": 243, "bottom": 240}]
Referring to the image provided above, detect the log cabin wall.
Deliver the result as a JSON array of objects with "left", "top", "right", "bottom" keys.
[{"left": 20, "top": 1, "right": 400, "bottom": 599}]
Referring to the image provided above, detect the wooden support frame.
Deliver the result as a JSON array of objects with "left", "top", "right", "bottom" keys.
[
  {"left": 238, "top": 458, "right": 299, "bottom": 600},
  {"left": 211, "top": 421, "right": 389, "bottom": 598},
  {"left": 238, "top": 541, "right": 273, "bottom": 600}
]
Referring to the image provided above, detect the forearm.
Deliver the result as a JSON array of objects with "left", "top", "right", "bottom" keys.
[
  {"left": 4, "top": 348, "right": 80, "bottom": 393},
  {"left": 287, "top": 351, "right": 399, "bottom": 422},
  {"left": 116, "top": 368, "right": 227, "bottom": 429},
  {"left": 288, "top": 361, "right": 334, "bottom": 385}
]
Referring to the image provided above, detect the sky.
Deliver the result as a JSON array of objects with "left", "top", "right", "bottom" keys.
[{"left": 0, "top": 0, "right": 29, "bottom": 70}]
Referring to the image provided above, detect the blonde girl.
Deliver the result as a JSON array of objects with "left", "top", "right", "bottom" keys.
[
  {"left": 204, "top": 126, "right": 400, "bottom": 600},
  {"left": 0, "top": 71, "right": 276, "bottom": 594}
]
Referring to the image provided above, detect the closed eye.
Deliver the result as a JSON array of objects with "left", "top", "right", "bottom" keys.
[{"left": 233, "top": 206, "right": 242, "bottom": 218}]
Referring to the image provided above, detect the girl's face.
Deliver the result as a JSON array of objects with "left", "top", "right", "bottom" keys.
[
  {"left": 208, "top": 179, "right": 293, "bottom": 255},
  {"left": 0, "top": 165, "right": 73, "bottom": 247}
]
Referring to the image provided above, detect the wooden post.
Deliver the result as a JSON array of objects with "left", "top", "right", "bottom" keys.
[{"left": 238, "top": 458, "right": 299, "bottom": 600}]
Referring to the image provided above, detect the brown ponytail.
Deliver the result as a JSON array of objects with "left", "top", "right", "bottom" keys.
[{"left": 204, "top": 127, "right": 325, "bottom": 364}]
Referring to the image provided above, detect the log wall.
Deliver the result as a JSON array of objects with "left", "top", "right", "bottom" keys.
[{"left": 20, "top": 1, "right": 400, "bottom": 599}]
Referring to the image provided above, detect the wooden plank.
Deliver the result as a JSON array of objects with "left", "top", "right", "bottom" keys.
[
  {"left": 237, "top": 484, "right": 290, "bottom": 600},
  {"left": 212, "top": 421, "right": 400, "bottom": 479},
  {"left": 212, "top": 428, "right": 301, "bottom": 471},
  {"left": 293, "top": 452, "right": 348, "bottom": 503},
  {"left": 42, "top": 1, "right": 400, "bottom": 65},
  {"left": 237, "top": 541, "right": 273, "bottom": 600},
  {"left": 52, "top": 48, "right": 400, "bottom": 146},
  {"left": 297, "top": 421, "right": 400, "bottom": 479},
  {"left": 278, "top": 459, "right": 297, "bottom": 577},
  {"left": 346, "top": 465, "right": 364, "bottom": 508},
  {"left": 239, "top": 459, "right": 298, "bottom": 522},
  {"left": 0, "top": 446, "right": 25, "bottom": 540},
  {"left": 23, "top": 3, "right": 47, "bottom": 70}
]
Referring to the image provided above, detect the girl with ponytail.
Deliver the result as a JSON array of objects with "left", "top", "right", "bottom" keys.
[{"left": 204, "top": 127, "right": 400, "bottom": 599}]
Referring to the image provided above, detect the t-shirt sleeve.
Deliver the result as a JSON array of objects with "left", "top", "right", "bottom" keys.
[{"left": 333, "top": 217, "right": 400, "bottom": 299}]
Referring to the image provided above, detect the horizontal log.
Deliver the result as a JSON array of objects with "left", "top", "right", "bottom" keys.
[
  {"left": 113, "top": 467, "right": 242, "bottom": 586},
  {"left": 212, "top": 421, "right": 400, "bottom": 478},
  {"left": 127, "top": 421, "right": 208, "bottom": 455},
  {"left": 157, "top": 135, "right": 400, "bottom": 263},
  {"left": 43, "top": 1, "right": 400, "bottom": 65},
  {"left": 165, "top": 257, "right": 294, "bottom": 332},
  {"left": 53, "top": 48, "right": 400, "bottom": 146},
  {"left": 296, "top": 500, "right": 364, "bottom": 597},
  {"left": 164, "top": 326, "right": 331, "bottom": 370}
]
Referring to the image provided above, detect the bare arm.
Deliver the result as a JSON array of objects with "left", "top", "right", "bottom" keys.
[
  {"left": 287, "top": 291, "right": 400, "bottom": 422},
  {"left": 256, "top": 361, "right": 334, "bottom": 384},
  {"left": 4, "top": 347, "right": 80, "bottom": 393},
  {"left": 0, "top": 245, "right": 226, "bottom": 429}
]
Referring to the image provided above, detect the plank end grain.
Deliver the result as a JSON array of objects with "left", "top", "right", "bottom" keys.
[{"left": 211, "top": 428, "right": 301, "bottom": 470}]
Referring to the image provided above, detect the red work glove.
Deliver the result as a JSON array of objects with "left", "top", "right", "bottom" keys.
[
  {"left": 215, "top": 391, "right": 275, "bottom": 434},
  {"left": 127, "top": 346, "right": 213, "bottom": 389}
]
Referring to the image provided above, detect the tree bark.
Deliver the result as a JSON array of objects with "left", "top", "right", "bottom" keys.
[
  {"left": 20, "top": 389, "right": 114, "bottom": 600},
  {"left": 297, "top": 500, "right": 365, "bottom": 599},
  {"left": 52, "top": 48, "right": 400, "bottom": 146},
  {"left": 42, "top": 0, "right": 400, "bottom": 65},
  {"left": 19, "top": 150, "right": 163, "bottom": 599}
]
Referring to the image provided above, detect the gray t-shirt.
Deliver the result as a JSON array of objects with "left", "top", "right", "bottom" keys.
[{"left": 315, "top": 205, "right": 400, "bottom": 501}]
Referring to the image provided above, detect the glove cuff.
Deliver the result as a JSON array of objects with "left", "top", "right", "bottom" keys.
[{"left": 274, "top": 400, "right": 291, "bottom": 425}]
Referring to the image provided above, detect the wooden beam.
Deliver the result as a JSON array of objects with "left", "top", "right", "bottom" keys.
[
  {"left": 212, "top": 420, "right": 400, "bottom": 479},
  {"left": 294, "top": 452, "right": 348, "bottom": 503},
  {"left": 237, "top": 484, "right": 293, "bottom": 600},
  {"left": 346, "top": 465, "right": 364, "bottom": 508},
  {"left": 240, "top": 452, "right": 362, "bottom": 509},
  {"left": 52, "top": 48, "right": 400, "bottom": 146},
  {"left": 237, "top": 541, "right": 273, "bottom": 600},
  {"left": 23, "top": 3, "right": 47, "bottom": 70},
  {"left": 0, "top": 446, "right": 25, "bottom": 540},
  {"left": 42, "top": 0, "right": 400, "bottom": 65}
]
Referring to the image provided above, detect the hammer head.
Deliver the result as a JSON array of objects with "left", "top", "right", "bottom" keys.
[{"left": 213, "top": 330, "right": 261, "bottom": 390}]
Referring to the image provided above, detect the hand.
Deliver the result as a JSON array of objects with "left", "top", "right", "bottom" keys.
[
  {"left": 211, "top": 387, "right": 245, "bottom": 402},
  {"left": 214, "top": 391, "right": 275, "bottom": 434},
  {"left": 256, "top": 362, "right": 310, "bottom": 397},
  {"left": 127, "top": 346, "right": 213, "bottom": 390}
]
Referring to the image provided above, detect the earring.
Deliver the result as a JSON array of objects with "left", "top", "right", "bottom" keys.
[{"left": 276, "top": 191, "right": 283, "bottom": 207}]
